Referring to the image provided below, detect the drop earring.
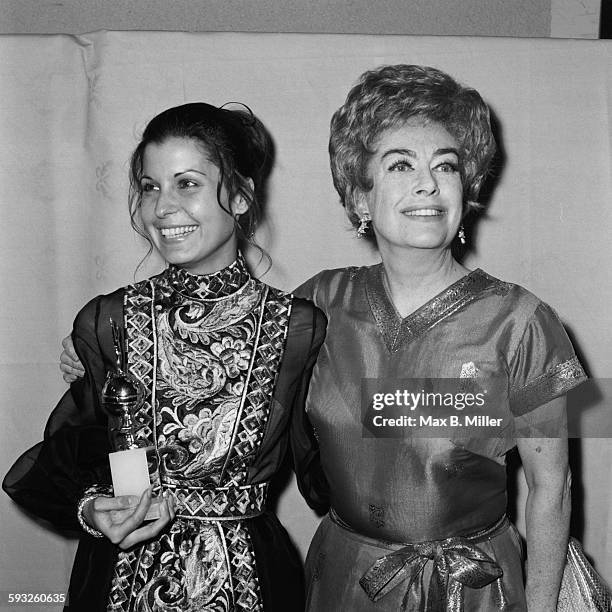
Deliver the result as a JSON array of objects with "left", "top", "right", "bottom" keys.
[
  {"left": 357, "top": 213, "right": 371, "bottom": 238},
  {"left": 458, "top": 225, "right": 466, "bottom": 245}
]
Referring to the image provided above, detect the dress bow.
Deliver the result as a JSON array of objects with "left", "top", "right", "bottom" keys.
[{"left": 359, "top": 535, "right": 507, "bottom": 611}]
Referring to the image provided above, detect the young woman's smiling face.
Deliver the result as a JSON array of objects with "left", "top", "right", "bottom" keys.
[
  {"left": 139, "top": 137, "right": 247, "bottom": 275},
  {"left": 358, "top": 120, "right": 463, "bottom": 254}
]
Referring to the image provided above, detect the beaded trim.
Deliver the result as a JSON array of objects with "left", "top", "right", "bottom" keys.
[
  {"left": 366, "top": 266, "right": 501, "bottom": 352},
  {"left": 220, "top": 286, "right": 293, "bottom": 485},
  {"left": 510, "top": 355, "right": 587, "bottom": 416},
  {"left": 165, "top": 253, "right": 251, "bottom": 300},
  {"left": 168, "top": 482, "right": 269, "bottom": 520},
  {"left": 76, "top": 484, "right": 113, "bottom": 538}
]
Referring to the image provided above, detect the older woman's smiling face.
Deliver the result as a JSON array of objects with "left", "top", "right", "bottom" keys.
[{"left": 358, "top": 120, "right": 463, "bottom": 254}]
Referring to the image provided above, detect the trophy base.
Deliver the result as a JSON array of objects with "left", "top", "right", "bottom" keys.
[
  {"left": 144, "top": 496, "right": 162, "bottom": 521},
  {"left": 108, "top": 448, "right": 164, "bottom": 522}
]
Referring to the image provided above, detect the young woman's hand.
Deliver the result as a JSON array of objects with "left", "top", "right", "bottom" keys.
[
  {"left": 60, "top": 335, "right": 85, "bottom": 383},
  {"left": 83, "top": 488, "right": 175, "bottom": 550}
]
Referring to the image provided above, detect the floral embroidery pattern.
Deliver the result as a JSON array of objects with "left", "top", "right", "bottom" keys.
[
  {"left": 211, "top": 337, "right": 251, "bottom": 377},
  {"left": 155, "top": 288, "right": 259, "bottom": 485},
  {"left": 108, "top": 258, "right": 291, "bottom": 611}
]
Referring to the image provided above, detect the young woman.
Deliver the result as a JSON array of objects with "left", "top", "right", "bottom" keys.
[{"left": 4, "top": 102, "right": 327, "bottom": 612}]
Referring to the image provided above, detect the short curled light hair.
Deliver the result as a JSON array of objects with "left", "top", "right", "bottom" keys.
[{"left": 329, "top": 64, "right": 496, "bottom": 227}]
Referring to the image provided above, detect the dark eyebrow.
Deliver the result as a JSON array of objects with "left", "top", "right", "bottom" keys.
[
  {"left": 434, "top": 148, "right": 460, "bottom": 157},
  {"left": 175, "top": 169, "right": 206, "bottom": 177},
  {"left": 380, "top": 147, "right": 460, "bottom": 160},
  {"left": 140, "top": 170, "right": 206, "bottom": 181},
  {"left": 381, "top": 148, "right": 416, "bottom": 160}
]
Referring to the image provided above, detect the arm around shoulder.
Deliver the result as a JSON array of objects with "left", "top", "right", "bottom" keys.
[{"left": 288, "top": 298, "right": 329, "bottom": 514}]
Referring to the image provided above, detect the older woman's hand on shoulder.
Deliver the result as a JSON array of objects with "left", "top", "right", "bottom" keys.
[{"left": 60, "top": 334, "right": 84, "bottom": 383}]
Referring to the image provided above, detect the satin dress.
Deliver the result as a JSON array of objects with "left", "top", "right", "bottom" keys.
[
  {"left": 295, "top": 265, "right": 586, "bottom": 611},
  {"left": 4, "top": 256, "right": 328, "bottom": 612}
]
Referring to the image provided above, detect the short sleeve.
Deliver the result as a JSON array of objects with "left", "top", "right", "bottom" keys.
[{"left": 509, "top": 301, "right": 587, "bottom": 417}]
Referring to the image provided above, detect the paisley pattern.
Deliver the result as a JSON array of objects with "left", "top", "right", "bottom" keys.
[
  {"left": 156, "top": 281, "right": 261, "bottom": 485},
  {"left": 107, "top": 256, "right": 292, "bottom": 612}
]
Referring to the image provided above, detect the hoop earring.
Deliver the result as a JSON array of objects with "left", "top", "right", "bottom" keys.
[
  {"left": 357, "top": 214, "right": 371, "bottom": 238},
  {"left": 458, "top": 225, "right": 466, "bottom": 245}
]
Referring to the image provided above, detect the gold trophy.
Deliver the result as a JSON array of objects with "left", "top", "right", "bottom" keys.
[{"left": 102, "top": 319, "right": 160, "bottom": 520}]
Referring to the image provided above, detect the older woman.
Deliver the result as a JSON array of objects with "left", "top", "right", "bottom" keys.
[{"left": 295, "top": 65, "right": 586, "bottom": 611}]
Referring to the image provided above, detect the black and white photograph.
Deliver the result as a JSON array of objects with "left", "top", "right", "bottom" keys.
[{"left": 1, "top": 1, "right": 611, "bottom": 610}]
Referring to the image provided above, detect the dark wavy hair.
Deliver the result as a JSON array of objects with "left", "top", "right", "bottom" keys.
[
  {"left": 329, "top": 64, "right": 496, "bottom": 228},
  {"left": 129, "top": 102, "right": 273, "bottom": 266}
]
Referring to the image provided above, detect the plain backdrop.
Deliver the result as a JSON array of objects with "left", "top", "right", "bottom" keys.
[{"left": 0, "top": 31, "right": 611, "bottom": 607}]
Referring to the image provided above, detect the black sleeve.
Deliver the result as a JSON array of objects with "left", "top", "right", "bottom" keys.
[
  {"left": 2, "top": 291, "right": 122, "bottom": 531},
  {"left": 288, "top": 298, "right": 329, "bottom": 514}
]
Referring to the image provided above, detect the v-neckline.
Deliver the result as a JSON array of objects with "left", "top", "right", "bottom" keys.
[{"left": 365, "top": 265, "right": 495, "bottom": 352}]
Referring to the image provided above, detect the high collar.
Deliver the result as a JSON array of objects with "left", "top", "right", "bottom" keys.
[{"left": 164, "top": 253, "right": 251, "bottom": 300}]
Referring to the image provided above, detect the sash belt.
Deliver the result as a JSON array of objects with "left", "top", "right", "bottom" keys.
[
  {"left": 330, "top": 510, "right": 510, "bottom": 612},
  {"left": 167, "top": 482, "right": 268, "bottom": 521}
]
